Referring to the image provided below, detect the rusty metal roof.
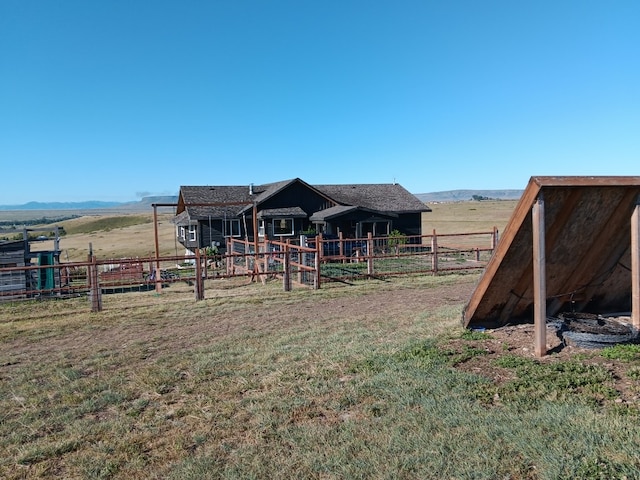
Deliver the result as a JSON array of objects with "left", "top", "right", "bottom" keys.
[{"left": 463, "top": 176, "right": 640, "bottom": 328}]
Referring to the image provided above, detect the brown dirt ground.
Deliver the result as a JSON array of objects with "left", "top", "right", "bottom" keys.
[{"left": 2, "top": 276, "right": 639, "bottom": 404}]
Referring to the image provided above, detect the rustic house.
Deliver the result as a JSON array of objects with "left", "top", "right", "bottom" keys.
[{"left": 172, "top": 178, "right": 430, "bottom": 253}]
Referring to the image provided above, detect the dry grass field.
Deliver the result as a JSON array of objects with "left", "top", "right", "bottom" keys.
[
  {"left": 3, "top": 200, "right": 640, "bottom": 479},
  {"left": 422, "top": 199, "right": 518, "bottom": 235},
  {"left": 3, "top": 200, "right": 519, "bottom": 262}
]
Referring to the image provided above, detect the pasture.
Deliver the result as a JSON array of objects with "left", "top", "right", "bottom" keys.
[{"left": 3, "top": 200, "right": 640, "bottom": 479}]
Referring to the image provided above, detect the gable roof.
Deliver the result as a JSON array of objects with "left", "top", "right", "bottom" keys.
[
  {"left": 237, "top": 178, "right": 335, "bottom": 215},
  {"left": 176, "top": 185, "right": 255, "bottom": 220},
  {"left": 175, "top": 179, "right": 430, "bottom": 222},
  {"left": 464, "top": 176, "right": 640, "bottom": 328}
]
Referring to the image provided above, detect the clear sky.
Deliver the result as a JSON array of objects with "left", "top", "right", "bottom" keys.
[{"left": 1, "top": 1, "right": 639, "bottom": 204}]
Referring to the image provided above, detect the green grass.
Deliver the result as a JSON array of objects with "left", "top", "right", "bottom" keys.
[
  {"left": 600, "top": 344, "right": 640, "bottom": 362},
  {"left": 2, "top": 275, "right": 640, "bottom": 479}
]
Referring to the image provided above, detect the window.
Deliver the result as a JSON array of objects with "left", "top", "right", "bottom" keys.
[
  {"left": 189, "top": 225, "right": 197, "bottom": 242},
  {"left": 273, "top": 218, "right": 294, "bottom": 236},
  {"left": 224, "top": 219, "right": 241, "bottom": 237},
  {"left": 258, "top": 220, "right": 265, "bottom": 237},
  {"left": 180, "top": 227, "right": 185, "bottom": 240}
]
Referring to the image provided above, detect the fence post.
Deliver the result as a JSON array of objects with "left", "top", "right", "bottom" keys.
[
  {"left": 367, "top": 232, "right": 374, "bottom": 276},
  {"left": 245, "top": 239, "right": 251, "bottom": 278},
  {"left": 195, "top": 247, "right": 204, "bottom": 301},
  {"left": 314, "top": 246, "right": 320, "bottom": 290},
  {"left": 492, "top": 226, "right": 499, "bottom": 252},
  {"left": 88, "top": 250, "right": 102, "bottom": 312},
  {"left": 265, "top": 239, "right": 271, "bottom": 275},
  {"left": 431, "top": 229, "right": 438, "bottom": 275},
  {"left": 283, "top": 242, "right": 291, "bottom": 291},
  {"left": 153, "top": 204, "right": 162, "bottom": 294},
  {"left": 339, "top": 231, "right": 344, "bottom": 261},
  {"left": 318, "top": 233, "right": 324, "bottom": 262},
  {"left": 298, "top": 243, "right": 304, "bottom": 285},
  {"left": 227, "top": 238, "right": 234, "bottom": 275}
]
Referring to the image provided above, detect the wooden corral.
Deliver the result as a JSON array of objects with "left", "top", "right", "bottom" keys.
[
  {"left": 463, "top": 176, "right": 640, "bottom": 355},
  {"left": 99, "top": 262, "right": 145, "bottom": 283}
]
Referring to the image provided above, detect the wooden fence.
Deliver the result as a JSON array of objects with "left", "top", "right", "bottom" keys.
[{"left": 0, "top": 229, "right": 498, "bottom": 310}]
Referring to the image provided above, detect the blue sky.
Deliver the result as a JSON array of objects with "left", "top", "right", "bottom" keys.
[{"left": 1, "top": 1, "right": 639, "bottom": 203}]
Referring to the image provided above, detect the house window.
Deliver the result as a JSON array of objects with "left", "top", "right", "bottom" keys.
[
  {"left": 189, "top": 225, "right": 197, "bottom": 242},
  {"left": 273, "top": 218, "right": 294, "bottom": 236},
  {"left": 258, "top": 220, "right": 265, "bottom": 237},
  {"left": 180, "top": 227, "right": 186, "bottom": 240},
  {"left": 224, "top": 219, "right": 241, "bottom": 237}
]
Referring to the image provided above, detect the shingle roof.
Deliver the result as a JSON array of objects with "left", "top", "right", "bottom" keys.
[
  {"left": 176, "top": 179, "right": 430, "bottom": 222},
  {"left": 177, "top": 185, "right": 255, "bottom": 220},
  {"left": 258, "top": 207, "right": 307, "bottom": 218},
  {"left": 315, "top": 184, "right": 431, "bottom": 213}
]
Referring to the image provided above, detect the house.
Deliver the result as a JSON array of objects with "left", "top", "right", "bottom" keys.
[{"left": 172, "top": 178, "right": 430, "bottom": 253}]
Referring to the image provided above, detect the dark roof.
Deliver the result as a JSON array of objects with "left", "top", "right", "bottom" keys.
[
  {"left": 315, "top": 184, "right": 430, "bottom": 213},
  {"left": 258, "top": 207, "right": 307, "bottom": 219},
  {"left": 177, "top": 185, "right": 255, "bottom": 221},
  {"left": 0, "top": 240, "right": 26, "bottom": 253},
  {"left": 309, "top": 205, "right": 359, "bottom": 222},
  {"left": 176, "top": 179, "right": 430, "bottom": 222},
  {"left": 464, "top": 176, "right": 640, "bottom": 328}
]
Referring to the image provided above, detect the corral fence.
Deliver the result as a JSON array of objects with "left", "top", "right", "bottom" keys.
[{"left": 0, "top": 229, "right": 498, "bottom": 310}]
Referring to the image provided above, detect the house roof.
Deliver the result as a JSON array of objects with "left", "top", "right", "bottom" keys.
[
  {"left": 309, "top": 205, "right": 359, "bottom": 222},
  {"left": 237, "top": 178, "right": 334, "bottom": 215},
  {"left": 175, "top": 178, "right": 430, "bottom": 223},
  {"left": 315, "top": 183, "right": 431, "bottom": 213},
  {"left": 463, "top": 176, "right": 640, "bottom": 328},
  {"left": 258, "top": 207, "right": 307, "bottom": 219},
  {"left": 176, "top": 185, "right": 255, "bottom": 221}
]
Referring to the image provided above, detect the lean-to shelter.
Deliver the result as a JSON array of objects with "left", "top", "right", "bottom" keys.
[{"left": 463, "top": 176, "right": 640, "bottom": 355}]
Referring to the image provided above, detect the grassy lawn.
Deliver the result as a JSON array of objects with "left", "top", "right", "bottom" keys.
[{"left": 2, "top": 273, "right": 640, "bottom": 479}]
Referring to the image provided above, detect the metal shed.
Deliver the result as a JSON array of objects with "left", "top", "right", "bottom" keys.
[
  {"left": 0, "top": 240, "right": 27, "bottom": 301},
  {"left": 463, "top": 176, "right": 640, "bottom": 356}
]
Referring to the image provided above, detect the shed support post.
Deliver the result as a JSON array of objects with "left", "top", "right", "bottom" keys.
[
  {"left": 533, "top": 197, "right": 547, "bottom": 357},
  {"left": 632, "top": 201, "right": 640, "bottom": 329}
]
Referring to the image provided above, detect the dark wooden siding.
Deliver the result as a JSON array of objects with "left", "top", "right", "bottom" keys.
[{"left": 393, "top": 213, "right": 423, "bottom": 236}]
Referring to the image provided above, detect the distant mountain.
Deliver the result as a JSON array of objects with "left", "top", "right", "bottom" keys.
[
  {"left": 0, "top": 196, "right": 179, "bottom": 211},
  {"left": 415, "top": 189, "right": 523, "bottom": 203},
  {"left": 113, "top": 196, "right": 179, "bottom": 210},
  {"left": 0, "top": 200, "right": 123, "bottom": 210}
]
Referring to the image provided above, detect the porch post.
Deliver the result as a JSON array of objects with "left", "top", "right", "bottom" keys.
[{"left": 533, "top": 196, "right": 547, "bottom": 357}]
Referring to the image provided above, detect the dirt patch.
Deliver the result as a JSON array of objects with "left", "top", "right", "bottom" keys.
[
  {"left": 2, "top": 275, "right": 639, "bottom": 404},
  {"left": 1, "top": 276, "right": 476, "bottom": 367},
  {"left": 451, "top": 322, "right": 640, "bottom": 405}
]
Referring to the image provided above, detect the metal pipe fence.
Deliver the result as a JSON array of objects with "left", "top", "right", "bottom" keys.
[{"left": 1, "top": 229, "right": 497, "bottom": 309}]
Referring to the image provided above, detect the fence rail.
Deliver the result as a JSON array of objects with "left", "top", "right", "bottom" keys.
[{"left": 1, "top": 229, "right": 498, "bottom": 310}]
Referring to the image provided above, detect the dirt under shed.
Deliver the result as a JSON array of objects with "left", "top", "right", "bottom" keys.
[{"left": 463, "top": 176, "right": 640, "bottom": 356}]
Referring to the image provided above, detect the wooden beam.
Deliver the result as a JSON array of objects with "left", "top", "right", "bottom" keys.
[
  {"left": 632, "top": 201, "right": 640, "bottom": 329},
  {"left": 532, "top": 196, "right": 547, "bottom": 357}
]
